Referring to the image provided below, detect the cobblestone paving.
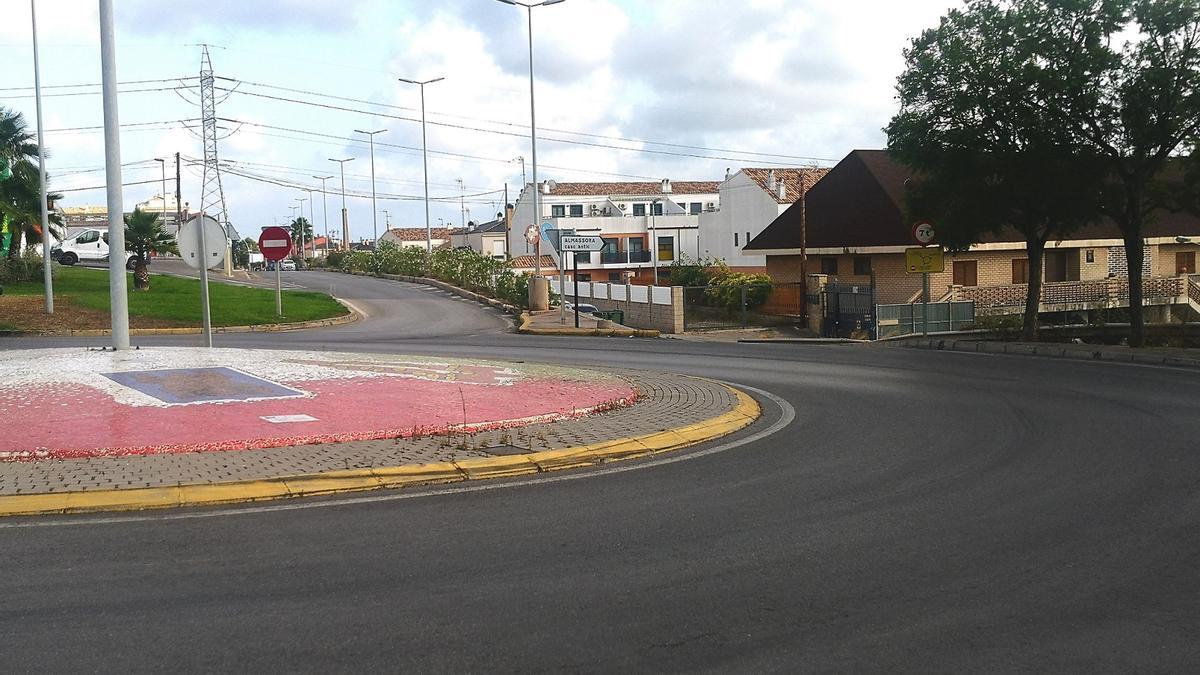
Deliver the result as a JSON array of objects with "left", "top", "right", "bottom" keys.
[{"left": 0, "top": 371, "right": 738, "bottom": 495}]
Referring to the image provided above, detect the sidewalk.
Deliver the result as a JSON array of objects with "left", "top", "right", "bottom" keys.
[
  {"left": 519, "top": 310, "right": 660, "bottom": 337},
  {"left": 0, "top": 348, "right": 757, "bottom": 515}
]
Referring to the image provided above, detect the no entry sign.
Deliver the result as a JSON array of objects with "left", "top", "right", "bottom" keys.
[{"left": 258, "top": 227, "right": 293, "bottom": 262}]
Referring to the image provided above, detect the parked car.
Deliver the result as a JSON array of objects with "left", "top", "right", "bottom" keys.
[
  {"left": 52, "top": 229, "right": 140, "bottom": 270},
  {"left": 280, "top": 259, "right": 297, "bottom": 271},
  {"left": 564, "top": 302, "right": 601, "bottom": 316}
]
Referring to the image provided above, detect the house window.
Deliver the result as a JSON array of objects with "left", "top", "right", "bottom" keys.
[
  {"left": 1177, "top": 251, "right": 1196, "bottom": 274},
  {"left": 690, "top": 202, "right": 702, "bottom": 215},
  {"left": 632, "top": 203, "right": 646, "bottom": 216},
  {"left": 551, "top": 205, "right": 565, "bottom": 218},
  {"left": 820, "top": 257, "right": 838, "bottom": 275},
  {"left": 576, "top": 274, "right": 591, "bottom": 282},
  {"left": 652, "top": 202, "right": 664, "bottom": 216},
  {"left": 1086, "top": 249, "right": 1095, "bottom": 264},
  {"left": 574, "top": 251, "right": 590, "bottom": 264},
  {"left": 734, "top": 233, "right": 739, "bottom": 247},
  {"left": 608, "top": 272, "right": 621, "bottom": 282},
  {"left": 569, "top": 204, "right": 583, "bottom": 217},
  {"left": 745, "top": 232, "right": 751, "bottom": 246},
  {"left": 853, "top": 256, "right": 871, "bottom": 275},
  {"left": 657, "top": 236, "right": 674, "bottom": 262},
  {"left": 1012, "top": 258, "right": 1029, "bottom": 284},
  {"left": 953, "top": 260, "right": 978, "bottom": 287}
]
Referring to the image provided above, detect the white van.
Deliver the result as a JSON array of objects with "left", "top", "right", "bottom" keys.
[{"left": 52, "top": 229, "right": 139, "bottom": 270}]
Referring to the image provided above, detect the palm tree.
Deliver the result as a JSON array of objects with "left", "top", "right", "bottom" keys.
[
  {"left": 124, "top": 207, "right": 177, "bottom": 290},
  {"left": 1, "top": 107, "right": 61, "bottom": 258},
  {"left": 289, "top": 216, "right": 313, "bottom": 258}
]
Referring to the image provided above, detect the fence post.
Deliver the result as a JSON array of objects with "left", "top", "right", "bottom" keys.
[{"left": 740, "top": 285, "right": 748, "bottom": 327}]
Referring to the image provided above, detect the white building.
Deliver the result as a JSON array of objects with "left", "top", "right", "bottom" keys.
[
  {"left": 135, "top": 193, "right": 189, "bottom": 233},
  {"left": 697, "top": 167, "right": 829, "bottom": 272},
  {"left": 450, "top": 214, "right": 509, "bottom": 260},
  {"left": 506, "top": 179, "right": 721, "bottom": 284}
]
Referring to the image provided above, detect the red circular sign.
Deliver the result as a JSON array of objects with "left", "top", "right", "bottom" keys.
[
  {"left": 258, "top": 227, "right": 294, "bottom": 262},
  {"left": 912, "top": 220, "right": 936, "bottom": 245}
]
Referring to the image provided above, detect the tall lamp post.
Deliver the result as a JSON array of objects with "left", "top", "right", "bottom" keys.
[
  {"left": 154, "top": 157, "right": 167, "bottom": 228},
  {"left": 398, "top": 76, "right": 444, "bottom": 253},
  {"left": 30, "top": 0, "right": 54, "bottom": 314},
  {"left": 313, "top": 174, "right": 333, "bottom": 254},
  {"left": 353, "top": 129, "right": 386, "bottom": 259},
  {"left": 99, "top": 0, "right": 129, "bottom": 348},
  {"left": 496, "top": 0, "right": 566, "bottom": 316},
  {"left": 328, "top": 157, "right": 354, "bottom": 250}
]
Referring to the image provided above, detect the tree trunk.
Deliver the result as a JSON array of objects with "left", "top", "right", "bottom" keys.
[
  {"left": 1125, "top": 230, "right": 1145, "bottom": 347},
  {"left": 1023, "top": 237, "right": 1046, "bottom": 341},
  {"left": 8, "top": 226, "right": 23, "bottom": 259},
  {"left": 134, "top": 258, "right": 150, "bottom": 291}
]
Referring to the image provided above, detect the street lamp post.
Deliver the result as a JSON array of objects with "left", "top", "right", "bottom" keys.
[
  {"left": 30, "top": 0, "right": 54, "bottom": 314},
  {"left": 99, "top": 0, "right": 129, "bottom": 349},
  {"left": 328, "top": 158, "right": 354, "bottom": 250},
  {"left": 154, "top": 157, "right": 167, "bottom": 228},
  {"left": 353, "top": 129, "right": 386, "bottom": 260},
  {"left": 398, "top": 76, "right": 444, "bottom": 253},
  {"left": 305, "top": 188, "right": 317, "bottom": 258},
  {"left": 496, "top": 0, "right": 566, "bottom": 318},
  {"left": 313, "top": 174, "right": 333, "bottom": 254}
]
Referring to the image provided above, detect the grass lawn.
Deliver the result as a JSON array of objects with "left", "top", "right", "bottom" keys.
[{"left": 2, "top": 267, "right": 347, "bottom": 328}]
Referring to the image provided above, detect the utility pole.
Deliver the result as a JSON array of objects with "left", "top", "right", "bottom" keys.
[
  {"left": 154, "top": 157, "right": 167, "bottom": 229},
  {"left": 295, "top": 196, "right": 307, "bottom": 256},
  {"left": 314, "top": 174, "right": 333, "bottom": 254},
  {"left": 382, "top": 210, "right": 391, "bottom": 232},
  {"left": 512, "top": 156, "right": 526, "bottom": 187},
  {"left": 99, "top": 0, "right": 129, "bottom": 349},
  {"left": 456, "top": 178, "right": 466, "bottom": 229},
  {"left": 305, "top": 189, "right": 316, "bottom": 258},
  {"left": 31, "top": 0, "right": 54, "bottom": 314},
  {"left": 329, "top": 157, "right": 354, "bottom": 250}
]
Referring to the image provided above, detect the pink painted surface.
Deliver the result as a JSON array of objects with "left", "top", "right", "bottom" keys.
[{"left": 2, "top": 376, "right": 637, "bottom": 461}]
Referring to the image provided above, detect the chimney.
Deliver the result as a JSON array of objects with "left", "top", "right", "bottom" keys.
[
  {"left": 767, "top": 169, "right": 776, "bottom": 191},
  {"left": 661, "top": 178, "right": 672, "bottom": 193},
  {"left": 724, "top": 167, "right": 732, "bottom": 181},
  {"left": 541, "top": 180, "right": 552, "bottom": 194}
]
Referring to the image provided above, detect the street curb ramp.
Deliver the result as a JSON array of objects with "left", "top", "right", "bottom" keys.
[{"left": 0, "top": 383, "right": 760, "bottom": 517}]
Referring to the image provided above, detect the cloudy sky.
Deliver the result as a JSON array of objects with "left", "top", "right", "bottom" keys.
[{"left": 1, "top": 0, "right": 956, "bottom": 243}]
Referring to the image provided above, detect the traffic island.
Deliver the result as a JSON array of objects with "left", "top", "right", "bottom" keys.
[{"left": 0, "top": 348, "right": 758, "bottom": 516}]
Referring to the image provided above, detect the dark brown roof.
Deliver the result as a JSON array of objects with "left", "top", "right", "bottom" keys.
[
  {"left": 541, "top": 181, "right": 720, "bottom": 197},
  {"left": 742, "top": 168, "right": 831, "bottom": 204},
  {"left": 746, "top": 149, "right": 1200, "bottom": 250}
]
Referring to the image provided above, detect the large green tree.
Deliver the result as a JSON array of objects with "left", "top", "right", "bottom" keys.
[
  {"left": 124, "top": 207, "right": 177, "bottom": 291},
  {"left": 887, "top": 0, "right": 1105, "bottom": 340},
  {"left": 289, "top": 217, "right": 312, "bottom": 258}
]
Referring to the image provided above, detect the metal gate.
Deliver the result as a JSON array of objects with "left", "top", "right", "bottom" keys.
[{"left": 822, "top": 281, "right": 874, "bottom": 337}]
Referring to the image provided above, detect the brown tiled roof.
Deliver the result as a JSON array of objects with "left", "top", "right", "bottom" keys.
[
  {"left": 540, "top": 181, "right": 720, "bottom": 197},
  {"left": 509, "top": 255, "right": 558, "bottom": 270},
  {"left": 742, "top": 167, "right": 831, "bottom": 204},
  {"left": 384, "top": 227, "right": 453, "bottom": 241}
]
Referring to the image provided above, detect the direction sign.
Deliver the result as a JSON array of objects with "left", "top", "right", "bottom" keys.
[
  {"left": 178, "top": 215, "right": 228, "bottom": 270},
  {"left": 905, "top": 246, "right": 945, "bottom": 273},
  {"left": 258, "top": 226, "right": 293, "bottom": 262},
  {"left": 912, "top": 220, "right": 936, "bottom": 245},
  {"left": 558, "top": 235, "right": 604, "bottom": 252}
]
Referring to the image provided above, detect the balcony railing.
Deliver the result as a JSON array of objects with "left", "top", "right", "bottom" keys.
[{"left": 598, "top": 250, "right": 652, "bottom": 264}]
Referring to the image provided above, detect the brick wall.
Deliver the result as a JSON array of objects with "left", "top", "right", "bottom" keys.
[{"left": 1107, "top": 244, "right": 1152, "bottom": 278}]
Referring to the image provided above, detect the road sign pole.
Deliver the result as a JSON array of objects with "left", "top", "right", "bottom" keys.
[
  {"left": 922, "top": 272, "right": 930, "bottom": 336},
  {"left": 573, "top": 252, "right": 580, "bottom": 328},
  {"left": 197, "top": 216, "right": 213, "bottom": 348},
  {"left": 276, "top": 264, "right": 282, "bottom": 316}
]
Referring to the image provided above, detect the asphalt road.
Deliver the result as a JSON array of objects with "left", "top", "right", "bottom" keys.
[{"left": 3, "top": 274, "right": 1199, "bottom": 672}]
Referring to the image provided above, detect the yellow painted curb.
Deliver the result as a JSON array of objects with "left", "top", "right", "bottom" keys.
[{"left": 0, "top": 382, "right": 760, "bottom": 517}]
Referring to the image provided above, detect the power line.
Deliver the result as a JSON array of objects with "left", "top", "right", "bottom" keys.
[
  {"left": 221, "top": 76, "right": 835, "bottom": 163},
  {"left": 214, "top": 86, "right": 825, "bottom": 166},
  {"left": 0, "top": 76, "right": 197, "bottom": 91}
]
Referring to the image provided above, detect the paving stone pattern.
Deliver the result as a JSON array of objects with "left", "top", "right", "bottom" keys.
[{"left": 0, "top": 371, "right": 738, "bottom": 495}]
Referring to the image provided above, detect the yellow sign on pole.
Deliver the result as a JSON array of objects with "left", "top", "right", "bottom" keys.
[{"left": 905, "top": 246, "right": 945, "bottom": 274}]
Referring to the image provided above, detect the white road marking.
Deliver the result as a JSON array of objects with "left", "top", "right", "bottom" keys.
[
  {"left": 261, "top": 414, "right": 319, "bottom": 423},
  {"left": 0, "top": 383, "right": 794, "bottom": 529},
  {"left": 336, "top": 298, "right": 370, "bottom": 318}
]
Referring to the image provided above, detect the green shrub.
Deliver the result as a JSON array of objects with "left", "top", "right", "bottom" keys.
[{"left": 704, "top": 272, "right": 772, "bottom": 312}]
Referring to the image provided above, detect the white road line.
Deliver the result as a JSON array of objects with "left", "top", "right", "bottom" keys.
[
  {"left": 0, "top": 383, "right": 794, "bottom": 529},
  {"left": 335, "top": 298, "right": 370, "bottom": 319}
]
